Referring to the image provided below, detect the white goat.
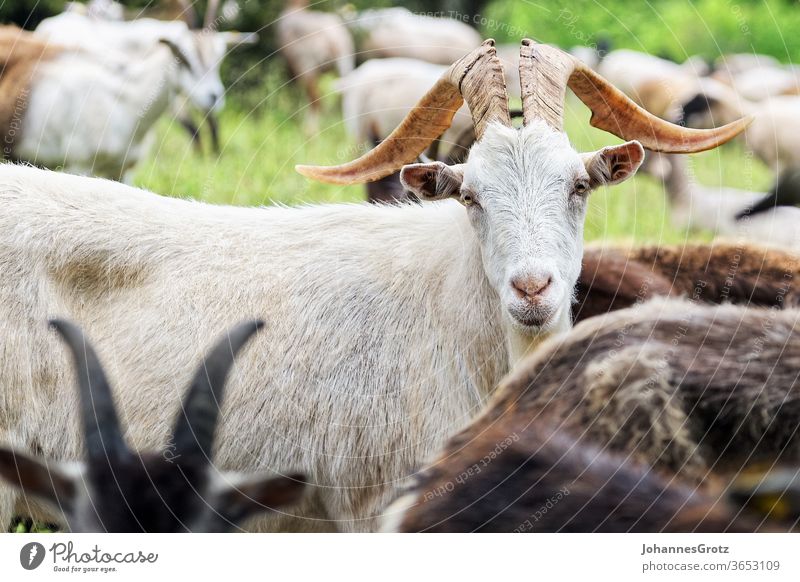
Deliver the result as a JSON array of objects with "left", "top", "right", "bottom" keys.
[
  {"left": 678, "top": 81, "right": 800, "bottom": 173},
  {"left": 0, "top": 23, "right": 237, "bottom": 179},
  {"left": 716, "top": 65, "right": 800, "bottom": 102},
  {"left": 36, "top": 10, "right": 256, "bottom": 155},
  {"left": 0, "top": 41, "right": 746, "bottom": 532},
  {"left": 650, "top": 153, "right": 800, "bottom": 249},
  {"left": 277, "top": 0, "right": 354, "bottom": 131},
  {"left": 347, "top": 7, "right": 482, "bottom": 65},
  {"left": 597, "top": 49, "right": 709, "bottom": 118},
  {"left": 337, "top": 52, "right": 524, "bottom": 164},
  {"left": 35, "top": 12, "right": 250, "bottom": 114},
  {"left": 714, "top": 53, "right": 782, "bottom": 76},
  {"left": 338, "top": 58, "right": 473, "bottom": 161}
]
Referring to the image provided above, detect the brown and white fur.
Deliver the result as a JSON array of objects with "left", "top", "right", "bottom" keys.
[{"left": 437, "top": 299, "right": 800, "bottom": 487}]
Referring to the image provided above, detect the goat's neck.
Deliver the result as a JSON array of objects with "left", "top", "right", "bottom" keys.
[
  {"left": 664, "top": 154, "right": 693, "bottom": 207},
  {"left": 504, "top": 309, "right": 571, "bottom": 368},
  {"left": 123, "top": 48, "right": 176, "bottom": 133}
]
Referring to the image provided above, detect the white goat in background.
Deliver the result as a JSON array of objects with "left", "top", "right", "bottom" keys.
[
  {"left": 338, "top": 58, "right": 473, "bottom": 160},
  {"left": 277, "top": 0, "right": 354, "bottom": 132},
  {"left": 0, "top": 41, "right": 746, "bottom": 532},
  {"left": 678, "top": 80, "right": 800, "bottom": 174},
  {"left": 346, "top": 7, "right": 482, "bottom": 65},
  {"left": 597, "top": 49, "right": 711, "bottom": 119},
  {"left": 0, "top": 18, "right": 249, "bottom": 179},
  {"left": 36, "top": 9, "right": 256, "bottom": 156},
  {"left": 647, "top": 153, "right": 800, "bottom": 249},
  {"left": 0, "top": 27, "right": 201, "bottom": 180}
]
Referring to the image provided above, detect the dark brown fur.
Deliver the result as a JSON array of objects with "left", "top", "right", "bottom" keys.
[
  {"left": 496, "top": 301, "right": 800, "bottom": 483},
  {"left": 398, "top": 299, "right": 800, "bottom": 531},
  {"left": 574, "top": 243, "right": 800, "bottom": 322},
  {"left": 398, "top": 421, "right": 762, "bottom": 532}
]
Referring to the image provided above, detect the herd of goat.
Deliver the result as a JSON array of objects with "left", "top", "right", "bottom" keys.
[{"left": 0, "top": 0, "right": 799, "bottom": 533}]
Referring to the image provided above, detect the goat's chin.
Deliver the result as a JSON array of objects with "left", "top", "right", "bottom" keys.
[{"left": 505, "top": 302, "right": 562, "bottom": 335}]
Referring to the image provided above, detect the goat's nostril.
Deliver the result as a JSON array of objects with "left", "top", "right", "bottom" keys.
[{"left": 511, "top": 276, "right": 552, "bottom": 300}]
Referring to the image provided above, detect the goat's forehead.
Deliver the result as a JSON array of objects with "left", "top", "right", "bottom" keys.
[{"left": 466, "top": 122, "right": 584, "bottom": 188}]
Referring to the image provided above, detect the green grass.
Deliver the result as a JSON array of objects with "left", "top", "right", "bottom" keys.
[{"left": 132, "top": 72, "right": 772, "bottom": 249}]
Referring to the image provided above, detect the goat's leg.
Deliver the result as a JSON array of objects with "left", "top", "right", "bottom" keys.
[{"left": 300, "top": 76, "right": 322, "bottom": 136}]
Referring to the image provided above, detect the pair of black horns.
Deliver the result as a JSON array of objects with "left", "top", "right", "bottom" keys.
[{"left": 49, "top": 319, "right": 264, "bottom": 463}]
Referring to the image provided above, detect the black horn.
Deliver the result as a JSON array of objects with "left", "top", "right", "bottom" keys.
[
  {"left": 49, "top": 319, "right": 129, "bottom": 462},
  {"left": 171, "top": 320, "right": 264, "bottom": 460}
]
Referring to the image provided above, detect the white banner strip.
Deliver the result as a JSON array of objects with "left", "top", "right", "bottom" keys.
[{"left": 1, "top": 533, "right": 798, "bottom": 580}]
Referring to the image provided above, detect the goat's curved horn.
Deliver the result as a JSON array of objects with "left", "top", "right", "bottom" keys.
[
  {"left": 296, "top": 39, "right": 510, "bottom": 185},
  {"left": 519, "top": 39, "right": 751, "bottom": 152},
  {"left": 49, "top": 319, "right": 129, "bottom": 462},
  {"left": 172, "top": 320, "right": 264, "bottom": 460}
]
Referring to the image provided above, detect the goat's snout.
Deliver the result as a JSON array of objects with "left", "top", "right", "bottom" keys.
[{"left": 511, "top": 274, "right": 553, "bottom": 303}]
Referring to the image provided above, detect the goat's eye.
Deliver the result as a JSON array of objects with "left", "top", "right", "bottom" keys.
[
  {"left": 573, "top": 180, "right": 590, "bottom": 196},
  {"left": 461, "top": 191, "right": 479, "bottom": 207}
]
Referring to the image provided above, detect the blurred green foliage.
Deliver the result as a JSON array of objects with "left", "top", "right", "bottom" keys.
[
  {"left": 5, "top": 1, "right": 800, "bottom": 65},
  {"left": 485, "top": 0, "right": 800, "bottom": 63},
  {"left": 0, "top": 0, "right": 67, "bottom": 28}
]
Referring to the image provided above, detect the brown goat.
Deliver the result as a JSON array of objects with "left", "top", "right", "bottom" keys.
[
  {"left": 575, "top": 242, "right": 799, "bottom": 322},
  {"left": 489, "top": 300, "right": 800, "bottom": 482},
  {"left": 392, "top": 421, "right": 777, "bottom": 532},
  {"left": 392, "top": 299, "right": 800, "bottom": 532}
]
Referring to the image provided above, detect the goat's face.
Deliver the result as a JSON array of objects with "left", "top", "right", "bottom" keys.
[
  {"left": 402, "top": 121, "right": 644, "bottom": 333},
  {"left": 161, "top": 32, "right": 227, "bottom": 113},
  {"left": 0, "top": 448, "right": 306, "bottom": 533}
]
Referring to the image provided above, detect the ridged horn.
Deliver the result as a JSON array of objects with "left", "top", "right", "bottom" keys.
[
  {"left": 519, "top": 39, "right": 752, "bottom": 153},
  {"left": 296, "top": 39, "right": 510, "bottom": 185}
]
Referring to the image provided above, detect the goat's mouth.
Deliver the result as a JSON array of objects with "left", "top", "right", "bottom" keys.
[{"left": 506, "top": 302, "right": 560, "bottom": 332}]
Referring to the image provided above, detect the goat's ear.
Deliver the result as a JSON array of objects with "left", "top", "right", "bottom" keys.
[
  {"left": 582, "top": 141, "right": 645, "bottom": 188},
  {"left": 216, "top": 473, "right": 306, "bottom": 523},
  {"left": 400, "top": 162, "right": 465, "bottom": 201},
  {"left": 0, "top": 447, "right": 78, "bottom": 509}
]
